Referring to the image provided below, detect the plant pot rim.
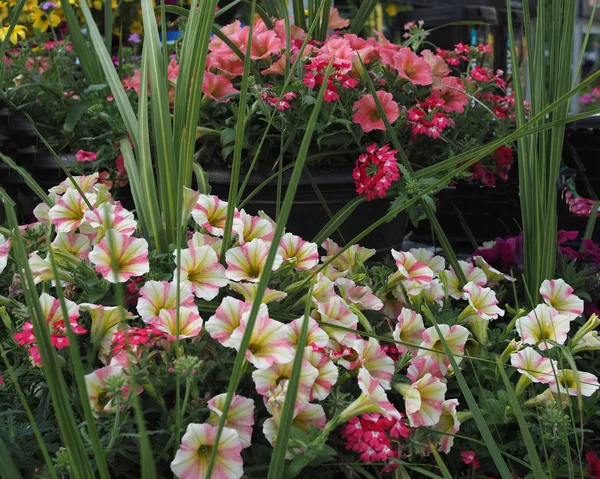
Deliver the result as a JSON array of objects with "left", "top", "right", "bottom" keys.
[{"left": 205, "top": 164, "right": 355, "bottom": 186}]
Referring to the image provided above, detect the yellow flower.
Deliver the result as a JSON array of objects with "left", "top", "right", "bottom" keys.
[
  {"left": 0, "top": 2, "right": 7, "bottom": 7},
  {"left": 385, "top": 4, "right": 400, "bottom": 16},
  {"left": 23, "top": 0, "right": 39, "bottom": 14},
  {"left": 0, "top": 24, "right": 27, "bottom": 44},
  {"left": 129, "top": 19, "right": 142, "bottom": 34},
  {"left": 30, "top": 7, "right": 60, "bottom": 31},
  {"left": 0, "top": 6, "right": 8, "bottom": 22}
]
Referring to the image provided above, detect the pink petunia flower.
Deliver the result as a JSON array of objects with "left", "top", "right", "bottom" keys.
[
  {"left": 75, "top": 150, "right": 98, "bottom": 162},
  {"left": 232, "top": 209, "right": 274, "bottom": 244},
  {"left": 418, "top": 324, "right": 470, "bottom": 375},
  {"left": 88, "top": 232, "right": 150, "bottom": 283},
  {"left": 202, "top": 71, "right": 239, "bottom": 101},
  {"left": 225, "top": 238, "right": 283, "bottom": 282},
  {"left": 432, "top": 76, "right": 468, "bottom": 113},
  {"left": 279, "top": 233, "right": 319, "bottom": 271},
  {"left": 208, "top": 394, "right": 255, "bottom": 449},
  {"left": 510, "top": 347, "right": 558, "bottom": 385},
  {"left": 0, "top": 234, "right": 10, "bottom": 274},
  {"left": 393, "top": 308, "right": 425, "bottom": 357},
  {"left": 137, "top": 280, "right": 196, "bottom": 325},
  {"left": 327, "top": 7, "right": 350, "bottom": 29},
  {"left": 515, "top": 304, "right": 572, "bottom": 350},
  {"left": 173, "top": 246, "right": 228, "bottom": 300},
  {"left": 539, "top": 279, "right": 584, "bottom": 320},
  {"left": 393, "top": 47, "right": 433, "bottom": 85},
  {"left": 352, "top": 90, "right": 399, "bottom": 133},
  {"left": 435, "top": 399, "right": 460, "bottom": 453},
  {"left": 48, "top": 188, "right": 97, "bottom": 233},
  {"left": 191, "top": 194, "right": 232, "bottom": 236}
]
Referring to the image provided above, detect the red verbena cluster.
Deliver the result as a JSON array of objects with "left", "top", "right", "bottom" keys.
[
  {"left": 260, "top": 90, "right": 297, "bottom": 111},
  {"left": 303, "top": 57, "right": 359, "bottom": 103},
  {"left": 353, "top": 143, "right": 400, "bottom": 201},
  {"left": 111, "top": 326, "right": 168, "bottom": 356},
  {"left": 407, "top": 96, "right": 454, "bottom": 140},
  {"left": 341, "top": 414, "right": 411, "bottom": 470},
  {"left": 436, "top": 43, "right": 492, "bottom": 66}
]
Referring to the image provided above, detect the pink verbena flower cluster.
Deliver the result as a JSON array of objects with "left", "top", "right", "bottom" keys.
[{"left": 352, "top": 143, "right": 400, "bottom": 201}]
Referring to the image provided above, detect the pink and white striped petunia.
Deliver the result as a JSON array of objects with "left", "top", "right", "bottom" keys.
[
  {"left": 84, "top": 365, "right": 132, "bottom": 416},
  {"left": 315, "top": 295, "right": 359, "bottom": 346},
  {"left": 137, "top": 280, "right": 196, "bottom": 325},
  {"left": 174, "top": 246, "right": 228, "bottom": 300},
  {"left": 230, "top": 282, "right": 287, "bottom": 304},
  {"left": 208, "top": 394, "right": 255, "bottom": 449},
  {"left": 303, "top": 346, "right": 339, "bottom": 400},
  {"left": 181, "top": 187, "right": 200, "bottom": 225},
  {"left": 191, "top": 194, "right": 232, "bottom": 237},
  {"left": 279, "top": 232, "right": 319, "bottom": 270},
  {"left": 80, "top": 303, "right": 133, "bottom": 354},
  {"left": 393, "top": 308, "right": 426, "bottom": 357},
  {"left": 395, "top": 357, "right": 447, "bottom": 427},
  {"left": 288, "top": 316, "right": 329, "bottom": 349},
  {"left": 51, "top": 232, "right": 91, "bottom": 260},
  {"left": 446, "top": 260, "right": 487, "bottom": 299},
  {"left": 206, "top": 297, "right": 252, "bottom": 347},
  {"left": 391, "top": 249, "right": 434, "bottom": 286},
  {"left": 49, "top": 173, "right": 100, "bottom": 195},
  {"left": 28, "top": 252, "right": 55, "bottom": 284},
  {"left": 83, "top": 202, "right": 137, "bottom": 239},
  {"left": 88, "top": 232, "right": 150, "bottom": 283},
  {"left": 321, "top": 238, "right": 376, "bottom": 275},
  {"left": 434, "top": 399, "right": 460, "bottom": 454},
  {"left": 418, "top": 324, "right": 470, "bottom": 375},
  {"left": 473, "top": 255, "right": 515, "bottom": 283},
  {"left": 311, "top": 272, "right": 337, "bottom": 303},
  {"left": 263, "top": 403, "right": 327, "bottom": 450},
  {"left": 463, "top": 282, "right": 505, "bottom": 320},
  {"left": 410, "top": 247, "right": 445, "bottom": 273},
  {"left": 154, "top": 307, "right": 204, "bottom": 340},
  {"left": 171, "top": 423, "right": 244, "bottom": 479},
  {"left": 253, "top": 359, "right": 319, "bottom": 404},
  {"left": 188, "top": 232, "right": 223, "bottom": 257},
  {"left": 550, "top": 369, "right": 600, "bottom": 397},
  {"left": 515, "top": 304, "right": 572, "bottom": 350},
  {"left": 540, "top": 279, "right": 584, "bottom": 320},
  {"left": 40, "top": 292, "right": 80, "bottom": 325},
  {"left": 0, "top": 234, "right": 10, "bottom": 274},
  {"left": 48, "top": 188, "right": 97, "bottom": 233},
  {"left": 335, "top": 278, "right": 383, "bottom": 311},
  {"left": 225, "top": 238, "right": 283, "bottom": 282},
  {"left": 349, "top": 337, "right": 395, "bottom": 390},
  {"left": 232, "top": 209, "right": 274, "bottom": 244},
  {"left": 510, "top": 347, "right": 557, "bottom": 385},
  {"left": 421, "top": 280, "right": 445, "bottom": 308},
  {"left": 228, "top": 305, "right": 294, "bottom": 369},
  {"left": 339, "top": 368, "right": 402, "bottom": 423}
]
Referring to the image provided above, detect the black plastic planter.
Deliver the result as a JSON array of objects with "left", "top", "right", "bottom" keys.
[{"left": 206, "top": 166, "right": 408, "bottom": 254}]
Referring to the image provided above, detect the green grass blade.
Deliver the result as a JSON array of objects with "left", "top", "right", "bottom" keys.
[
  {"left": 429, "top": 444, "right": 453, "bottom": 479},
  {"left": 205, "top": 63, "right": 334, "bottom": 479},
  {"left": 349, "top": 0, "right": 378, "bottom": 34},
  {"left": 0, "top": 152, "right": 52, "bottom": 206},
  {"left": 0, "top": 0, "right": 25, "bottom": 83},
  {"left": 132, "top": 392, "right": 157, "bottom": 479},
  {"left": 292, "top": 0, "right": 307, "bottom": 29},
  {"left": 496, "top": 357, "right": 549, "bottom": 479},
  {"left": 312, "top": 195, "right": 366, "bottom": 244},
  {"left": 0, "top": 438, "right": 22, "bottom": 479}
]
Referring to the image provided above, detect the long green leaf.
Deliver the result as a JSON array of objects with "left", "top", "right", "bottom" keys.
[
  {"left": 0, "top": 438, "right": 22, "bottom": 479},
  {"left": 429, "top": 444, "right": 454, "bottom": 479},
  {"left": 349, "top": 0, "right": 378, "bottom": 34},
  {"left": 0, "top": 0, "right": 26, "bottom": 83}
]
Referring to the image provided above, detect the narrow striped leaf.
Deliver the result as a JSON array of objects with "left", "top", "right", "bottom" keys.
[
  {"left": 349, "top": 0, "right": 379, "bottom": 34},
  {"left": 429, "top": 444, "right": 454, "bottom": 479},
  {"left": 0, "top": 438, "right": 22, "bottom": 479},
  {"left": 0, "top": 0, "right": 26, "bottom": 83}
]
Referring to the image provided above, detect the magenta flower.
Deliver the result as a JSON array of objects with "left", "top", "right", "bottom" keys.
[
  {"left": 75, "top": 150, "right": 98, "bottom": 162},
  {"left": 352, "top": 143, "right": 401, "bottom": 201}
]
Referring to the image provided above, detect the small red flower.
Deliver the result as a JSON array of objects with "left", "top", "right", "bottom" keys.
[
  {"left": 352, "top": 144, "right": 400, "bottom": 201},
  {"left": 461, "top": 450, "right": 481, "bottom": 469}
]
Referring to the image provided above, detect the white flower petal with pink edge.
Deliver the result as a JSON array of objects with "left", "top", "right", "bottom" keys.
[
  {"left": 321, "top": 238, "right": 375, "bottom": 274},
  {"left": 170, "top": 423, "right": 243, "bottom": 479},
  {"left": 263, "top": 403, "right": 327, "bottom": 450},
  {"left": 206, "top": 297, "right": 251, "bottom": 347},
  {"left": 84, "top": 365, "right": 130, "bottom": 416},
  {"left": 80, "top": 303, "right": 132, "bottom": 350},
  {"left": 288, "top": 316, "right": 329, "bottom": 348},
  {"left": 350, "top": 337, "right": 395, "bottom": 390},
  {"left": 515, "top": 304, "right": 572, "bottom": 350},
  {"left": 279, "top": 233, "right": 319, "bottom": 270},
  {"left": 228, "top": 304, "right": 294, "bottom": 369},
  {"left": 393, "top": 308, "right": 425, "bottom": 357},
  {"left": 40, "top": 292, "right": 80, "bottom": 324},
  {"left": 230, "top": 282, "right": 287, "bottom": 304},
  {"left": 0, "top": 234, "right": 10, "bottom": 274},
  {"left": 303, "top": 346, "right": 338, "bottom": 400},
  {"left": 418, "top": 324, "right": 470, "bottom": 375},
  {"left": 33, "top": 200, "right": 52, "bottom": 226},
  {"left": 473, "top": 255, "right": 515, "bottom": 283},
  {"left": 311, "top": 272, "right": 337, "bottom": 303},
  {"left": 208, "top": 394, "right": 255, "bottom": 449},
  {"left": 340, "top": 368, "right": 401, "bottom": 422},
  {"left": 232, "top": 209, "right": 274, "bottom": 244},
  {"left": 188, "top": 232, "right": 223, "bottom": 256},
  {"left": 463, "top": 281, "right": 505, "bottom": 320},
  {"left": 28, "top": 252, "right": 54, "bottom": 284},
  {"left": 410, "top": 247, "right": 445, "bottom": 273},
  {"left": 48, "top": 188, "right": 97, "bottom": 233},
  {"left": 434, "top": 399, "right": 460, "bottom": 454},
  {"left": 137, "top": 280, "right": 196, "bottom": 325},
  {"left": 88, "top": 232, "right": 149, "bottom": 283},
  {"left": 252, "top": 359, "right": 318, "bottom": 404},
  {"left": 421, "top": 279, "right": 445, "bottom": 308},
  {"left": 155, "top": 307, "right": 204, "bottom": 339},
  {"left": 181, "top": 187, "right": 200, "bottom": 224},
  {"left": 174, "top": 245, "right": 228, "bottom": 300},
  {"left": 510, "top": 347, "right": 557, "bottom": 385},
  {"left": 83, "top": 202, "right": 137, "bottom": 239},
  {"left": 335, "top": 278, "right": 383, "bottom": 311},
  {"left": 391, "top": 249, "right": 433, "bottom": 286},
  {"left": 51, "top": 232, "right": 91, "bottom": 260},
  {"left": 49, "top": 173, "right": 100, "bottom": 195},
  {"left": 540, "top": 279, "right": 584, "bottom": 320},
  {"left": 549, "top": 369, "right": 600, "bottom": 397},
  {"left": 407, "top": 355, "right": 445, "bottom": 383},
  {"left": 395, "top": 369, "right": 447, "bottom": 428},
  {"left": 446, "top": 260, "right": 487, "bottom": 299},
  {"left": 315, "top": 295, "right": 359, "bottom": 347},
  {"left": 191, "top": 194, "right": 232, "bottom": 237},
  {"left": 226, "top": 238, "right": 283, "bottom": 282}
]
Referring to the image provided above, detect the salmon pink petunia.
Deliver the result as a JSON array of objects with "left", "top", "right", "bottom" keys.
[
  {"left": 48, "top": 188, "right": 97, "bottom": 233},
  {"left": 208, "top": 394, "right": 255, "bottom": 449},
  {"left": 327, "top": 7, "right": 350, "bottom": 29},
  {"left": 206, "top": 297, "right": 252, "bottom": 347},
  {"left": 174, "top": 246, "right": 228, "bottom": 300},
  {"left": 393, "top": 308, "right": 425, "bottom": 356},
  {"left": 352, "top": 90, "right": 399, "bottom": 133},
  {"left": 539, "top": 279, "right": 584, "bottom": 320},
  {"left": 192, "top": 194, "right": 232, "bottom": 236},
  {"left": 432, "top": 76, "right": 469, "bottom": 113},
  {"left": 279, "top": 233, "right": 319, "bottom": 271},
  {"left": 510, "top": 347, "right": 557, "bottom": 385},
  {"left": 515, "top": 304, "right": 572, "bottom": 350},
  {"left": 137, "top": 280, "right": 196, "bottom": 325},
  {"left": 171, "top": 423, "right": 243, "bottom": 479},
  {"left": 232, "top": 209, "right": 274, "bottom": 244},
  {"left": 393, "top": 47, "right": 433, "bottom": 85},
  {"left": 228, "top": 304, "right": 294, "bottom": 369},
  {"left": 420, "top": 49, "right": 450, "bottom": 79},
  {"left": 225, "top": 238, "right": 283, "bottom": 282},
  {"left": 251, "top": 30, "right": 282, "bottom": 60},
  {"left": 89, "top": 232, "right": 150, "bottom": 283},
  {"left": 202, "top": 71, "right": 239, "bottom": 101},
  {"left": 0, "top": 234, "right": 9, "bottom": 274},
  {"left": 418, "top": 324, "right": 470, "bottom": 375}
]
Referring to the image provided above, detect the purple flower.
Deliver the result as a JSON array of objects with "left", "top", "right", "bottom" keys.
[
  {"left": 580, "top": 93, "right": 594, "bottom": 104},
  {"left": 128, "top": 33, "right": 141, "bottom": 44},
  {"left": 40, "top": 1, "right": 58, "bottom": 10}
]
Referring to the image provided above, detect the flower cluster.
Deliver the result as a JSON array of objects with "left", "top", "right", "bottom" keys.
[{"left": 352, "top": 143, "right": 400, "bottom": 200}]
